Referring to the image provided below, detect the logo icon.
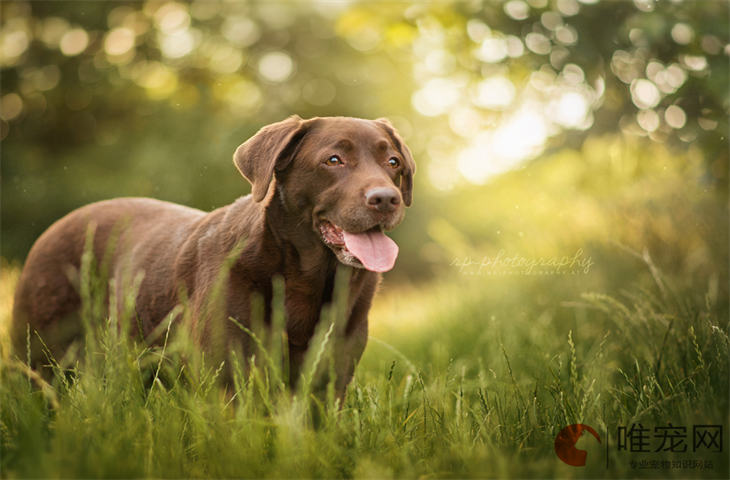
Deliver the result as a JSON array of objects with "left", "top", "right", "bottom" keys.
[{"left": 554, "top": 424, "right": 602, "bottom": 466}]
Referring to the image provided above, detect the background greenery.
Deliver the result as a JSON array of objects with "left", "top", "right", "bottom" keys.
[{"left": 1, "top": 0, "right": 728, "bottom": 478}]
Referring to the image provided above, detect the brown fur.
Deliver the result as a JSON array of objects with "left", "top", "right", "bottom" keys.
[{"left": 11, "top": 116, "right": 415, "bottom": 398}]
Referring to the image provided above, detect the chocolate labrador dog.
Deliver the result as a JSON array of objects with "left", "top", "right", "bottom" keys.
[{"left": 11, "top": 115, "right": 414, "bottom": 398}]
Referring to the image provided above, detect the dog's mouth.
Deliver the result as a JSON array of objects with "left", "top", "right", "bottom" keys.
[{"left": 318, "top": 221, "right": 399, "bottom": 273}]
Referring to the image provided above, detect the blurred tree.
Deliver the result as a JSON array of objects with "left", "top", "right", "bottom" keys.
[
  {"left": 0, "top": 0, "right": 727, "bottom": 267},
  {"left": 0, "top": 0, "right": 415, "bottom": 259},
  {"left": 369, "top": 0, "right": 727, "bottom": 187}
]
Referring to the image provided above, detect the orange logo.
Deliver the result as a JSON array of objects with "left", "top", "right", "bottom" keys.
[{"left": 554, "top": 424, "right": 602, "bottom": 466}]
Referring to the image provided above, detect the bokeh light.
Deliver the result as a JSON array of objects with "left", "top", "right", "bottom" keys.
[
  {"left": 473, "top": 76, "right": 516, "bottom": 110},
  {"left": 664, "top": 105, "right": 686, "bottom": 129},
  {"left": 0, "top": 93, "right": 23, "bottom": 121},
  {"left": 258, "top": 51, "right": 294, "bottom": 82},
  {"left": 0, "top": 0, "right": 725, "bottom": 260},
  {"left": 104, "top": 27, "right": 136, "bottom": 57},
  {"left": 458, "top": 107, "right": 550, "bottom": 184},
  {"left": 59, "top": 28, "right": 89, "bottom": 56},
  {"left": 630, "top": 79, "right": 661, "bottom": 109}
]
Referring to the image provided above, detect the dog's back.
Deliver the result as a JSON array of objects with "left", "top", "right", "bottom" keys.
[{"left": 11, "top": 197, "right": 204, "bottom": 371}]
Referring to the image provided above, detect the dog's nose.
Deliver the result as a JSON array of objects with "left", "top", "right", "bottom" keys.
[{"left": 365, "top": 187, "right": 400, "bottom": 212}]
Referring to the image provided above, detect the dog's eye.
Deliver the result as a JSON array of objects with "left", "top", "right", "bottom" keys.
[
  {"left": 326, "top": 155, "right": 343, "bottom": 166},
  {"left": 387, "top": 157, "right": 400, "bottom": 168}
]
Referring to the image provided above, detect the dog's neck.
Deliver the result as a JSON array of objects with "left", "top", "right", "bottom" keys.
[{"left": 250, "top": 189, "right": 338, "bottom": 278}]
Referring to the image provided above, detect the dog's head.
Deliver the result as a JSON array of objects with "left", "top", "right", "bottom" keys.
[{"left": 234, "top": 116, "right": 415, "bottom": 272}]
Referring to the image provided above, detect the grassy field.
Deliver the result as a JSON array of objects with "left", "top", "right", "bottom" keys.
[
  {"left": 2, "top": 0, "right": 727, "bottom": 476},
  {"left": 1, "top": 139, "right": 727, "bottom": 478},
  {"left": 0, "top": 243, "right": 728, "bottom": 478}
]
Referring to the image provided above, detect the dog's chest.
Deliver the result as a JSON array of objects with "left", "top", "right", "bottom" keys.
[{"left": 282, "top": 268, "right": 334, "bottom": 345}]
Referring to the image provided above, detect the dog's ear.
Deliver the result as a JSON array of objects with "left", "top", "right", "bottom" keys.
[
  {"left": 375, "top": 118, "right": 415, "bottom": 206},
  {"left": 233, "top": 115, "right": 309, "bottom": 202}
]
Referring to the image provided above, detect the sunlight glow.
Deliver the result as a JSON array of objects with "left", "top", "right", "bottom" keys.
[
  {"left": 458, "top": 108, "right": 549, "bottom": 184},
  {"left": 473, "top": 76, "right": 515, "bottom": 110},
  {"left": 477, "top": 37, "right": 508, "bottom": 63},
  {"left": 448, "top": 106, "right": 482, "bottom": 138},
  {"left": 410, "top": 9, "right": 606, "bottom": 188},
  {"left": 551, "top": 91, "right": 590, "bottom": 128},
  {"left": 412, "top": 77, "right": 464, "bottom": 116}
]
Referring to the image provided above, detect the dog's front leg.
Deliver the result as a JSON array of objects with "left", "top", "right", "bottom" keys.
[
  {"left": 287, "top": 312, "right": 367, "bottom": 406},
  {"left": 333, "top": 312, "right": 369, "bottom": 405}
]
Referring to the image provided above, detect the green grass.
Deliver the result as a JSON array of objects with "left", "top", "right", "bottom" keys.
[{"left": 1, "top": 249, "right": 728, "bottom": 479}]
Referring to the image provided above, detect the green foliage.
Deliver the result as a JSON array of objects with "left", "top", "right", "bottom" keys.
[
  {"left": 1, "top": 246, "right": 728, "bottom": 478},
  {"left": 1, "top": 0, "right": 728, "bottom": 263}
]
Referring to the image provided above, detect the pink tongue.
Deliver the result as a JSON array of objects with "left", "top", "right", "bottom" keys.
[{"left": 343, "top": 230, "right": 399, "bottom": 272}]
